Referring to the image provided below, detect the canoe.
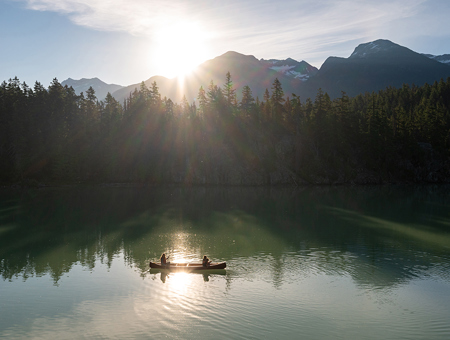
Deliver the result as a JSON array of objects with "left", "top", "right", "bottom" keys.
[
  {"left": 149, "top": 268, "right": 226, "bottom": 276},
  {"left": 149, "top": 262, "right": 226, "bottom": 270}
]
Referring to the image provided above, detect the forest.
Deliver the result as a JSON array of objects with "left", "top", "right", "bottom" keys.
[{"left": 1, "top": 73, "right": 449, "bottom": 185}]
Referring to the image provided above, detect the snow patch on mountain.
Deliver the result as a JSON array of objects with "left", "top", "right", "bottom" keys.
[
  {"left": 288, "top": 71, "right": 311, "bottom": 80},
  {"left": 269, "top": 65, "right": 312, "bottom": 79},
  {"left": 423, "top": 54, "right": 450, "bottom": 64},
  {"left": 260, "top": 58, "right": 318, "bottom": 81}
]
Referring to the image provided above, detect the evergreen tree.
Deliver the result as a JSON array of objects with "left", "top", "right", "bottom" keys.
[
  {"left": 240, "top": 85, "right": 255, "bottom": 118},
  {"left": 263, "top": 88, "right": 271, "bottom": 121},
  {"left": 197, "top": 86, "right": 207, "bottom": 117},
  {"left": 271, "top": 78, "right": 285, "bottom": 123},
  {"left": 223, "top": 71, "right": 236, "bottom": 108},
  {"left": 150, "top": 81, "right": 162, "bottom": 109}
]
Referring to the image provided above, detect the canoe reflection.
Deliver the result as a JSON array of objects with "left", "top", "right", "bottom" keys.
[{"left": 149, "top": 268, "right": 226, "bottom": 283}]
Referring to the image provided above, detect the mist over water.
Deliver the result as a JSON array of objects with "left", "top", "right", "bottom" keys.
[{"left": 1, "top": 185, "right": 450, "bottom": 339}]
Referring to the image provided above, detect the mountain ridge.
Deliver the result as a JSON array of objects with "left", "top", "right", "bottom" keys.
[
  {"left": 297, "top": 39, "right": 450, "bottom": 99},
  {"left": 61, "top": 77, "right": 124, "bottom": 101},
  {"left": 110, "top": 51, "right": 317, "bottom": 103},
  {"left": 62, "top": 39, "right": 450, "bottom": 102}
]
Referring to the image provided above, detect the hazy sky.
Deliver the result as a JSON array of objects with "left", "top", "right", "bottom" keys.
[{"left": 2, "top": 0, "right": 450, "bottom": 87}]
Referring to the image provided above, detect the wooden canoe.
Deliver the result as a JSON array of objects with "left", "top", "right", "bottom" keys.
[{"left": 149, "top": 262, "right": 226, "bottom": 270}]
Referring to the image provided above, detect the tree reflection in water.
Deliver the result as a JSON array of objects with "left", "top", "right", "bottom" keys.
[{"left": 0, "top": 185, "right": 449, "bottom": 290}]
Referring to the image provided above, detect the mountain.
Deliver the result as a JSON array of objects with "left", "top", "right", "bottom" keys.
[
  {"left": 111, "top": 52, "right": 318, "bottom": 103},
  {"left": 423, "top": 53, "right": 450, "bottom": 65},
  {"left": 260, "top": 57, "right": 318, "bottom": 81},
  {"left": 63, "top": 39, "right": 450, "bottom": 103},
  {"left": 300, "top": 39, "right": 450, "bottom": 99},
  {"left": 61, "top": 77, "right": 124, "bottom": 100}
]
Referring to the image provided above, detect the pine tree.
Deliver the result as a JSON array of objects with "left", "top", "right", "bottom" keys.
[
  {"left": 240, "top": 85, "right": 255, "bottom": 118},
  {"left": 271, "top": 78, "right": 285, "bottom": 123},
  {"left": 197, "top": 86, "right": 207, "bottom": 117},
  {"left": 150, "top": 81, "right": 161, "bottom": 108},
  {"left": 164, "top": 97, "right": 174, "bottom": 119},
  {"left": 140, "top": 81, "right": 151, "bottom": 104},
  {"left": 263, "top": 88, "right": 271, "bottom": 121},
  {"left": 223, "top": 71, "right": 236, "bottom": 108}
]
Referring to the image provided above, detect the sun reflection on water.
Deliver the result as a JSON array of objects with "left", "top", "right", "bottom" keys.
[
  {"left": 167, "top": 272, "right": 193, "bottom": 293},
  {"left": 164, "top": 232, "right": 193, "bottom": 263}
]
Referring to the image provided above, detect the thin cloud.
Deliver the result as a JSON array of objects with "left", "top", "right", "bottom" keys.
[
  {"left": 16, "top": 0, "right": 429, "bottom": 65},
  {"left": 18, "top": 0, "right": 425, "bottom": 33},
  {"left": 208, "top": 0, "right": 427, "bottom": 64},
  {"left": 19, "top": 0, "right": 196, "bottom": 35}
]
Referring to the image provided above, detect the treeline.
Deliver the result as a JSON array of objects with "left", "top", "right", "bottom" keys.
[{"left": 1, "top": 73, "right": 449, "bottom": 185}]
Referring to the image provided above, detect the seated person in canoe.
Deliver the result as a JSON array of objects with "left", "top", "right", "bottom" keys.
[
  {"left": 160, "top": 253, "right": 170, "bottom": 266},
  {"left": 202, "top": 255, "right": 211, "bottom": 268}
]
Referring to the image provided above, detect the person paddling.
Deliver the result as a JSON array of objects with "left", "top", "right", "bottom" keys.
[
  {"left": 160, "top": 253, "right": 170, "bottom": 267},
  {"left": 202, "top": 255, "right": 211, "bottom": 268}
]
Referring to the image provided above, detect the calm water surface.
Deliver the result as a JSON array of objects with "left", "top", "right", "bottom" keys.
[{"left": 1, "top": 185, "right": 450, "bottom": 339}]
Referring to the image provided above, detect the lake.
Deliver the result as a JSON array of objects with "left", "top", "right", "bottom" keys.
[{"left": 1, "top": 185, "right": 450, "bottom": 339}]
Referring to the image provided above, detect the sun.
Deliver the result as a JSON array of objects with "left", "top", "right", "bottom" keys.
[{"left": 152, "top": 21, "right": 210, "bottom": 78}]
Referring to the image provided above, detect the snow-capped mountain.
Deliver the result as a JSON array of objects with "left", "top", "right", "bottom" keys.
[
  {"left": 423, "top": 54, "right": 450, "bottom": 65},
  {"left": 260, "top": 58, "right": 318, "bottom": 81},
  {"left": 301, "top": 39, "right": 450, "bottom": 99},
  {"left": 61, "top": 77, "right": 124, "bottom": 100}
]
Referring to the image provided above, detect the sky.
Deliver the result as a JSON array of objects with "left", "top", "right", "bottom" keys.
[{"left": 2, "top": 0, "right": 450, "bottom": 87}]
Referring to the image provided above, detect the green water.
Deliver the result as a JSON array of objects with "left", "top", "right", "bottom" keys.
[{"left": 1, "top": 185, "right": 450, "bottom": 339}]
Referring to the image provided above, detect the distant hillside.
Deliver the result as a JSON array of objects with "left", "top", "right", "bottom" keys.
[{"left": 61, "top": 77, "right": 124, "bottom": 100}]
